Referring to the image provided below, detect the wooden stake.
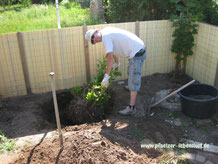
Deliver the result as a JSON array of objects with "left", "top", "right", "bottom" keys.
[
  {"left": 49, "top": 72, "right": 64, "bottom": 147},
  {"left": 17, "top": 31, "right": 32, "bottom": 95},
  {"left": 214, "top": 60, "right": 218, "bottom": 88},
  {"left": 135, "top": 21, "right": 140, "bottom": 37},
  {"left": 83, "top": 23, "right": 91, "bottom": 82}
]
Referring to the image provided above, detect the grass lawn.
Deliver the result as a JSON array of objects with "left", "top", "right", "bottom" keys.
[{"left": 0, "top": 2, "right": 100, "bottom": 34}]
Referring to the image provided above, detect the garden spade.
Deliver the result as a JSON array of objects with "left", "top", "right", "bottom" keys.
[{"left": 146, "top": 79, "right": 196, "bottom": 118}]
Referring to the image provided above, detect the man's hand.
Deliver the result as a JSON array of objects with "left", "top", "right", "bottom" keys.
[
  {"left": 112, "top": 62, "right": 120, "bottom": 70},
  {"left": 102, "top": 74, "right": 110, "bottom": 88}
]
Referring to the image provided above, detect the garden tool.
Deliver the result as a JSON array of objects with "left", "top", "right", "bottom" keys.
[{"left": 146, "top": 79, "right": 196, "bottom": 118}]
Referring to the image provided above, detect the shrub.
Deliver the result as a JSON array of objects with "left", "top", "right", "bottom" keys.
[
  {"left": 199, "top": 0, "right": 218, "bottom": 26},
  {"left": 71, "top": 57, "right": 121, "bottom": 108},
  {"left": 104, "top": 0, "right": 217, "bottom": 26},
  {"left": 104, "top": 0, "right": 175, "bottom": 23}
]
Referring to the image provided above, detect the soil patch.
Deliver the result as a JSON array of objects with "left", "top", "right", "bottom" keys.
[{"left": 0, "top": 73, "right": 218, "bottom": 164}]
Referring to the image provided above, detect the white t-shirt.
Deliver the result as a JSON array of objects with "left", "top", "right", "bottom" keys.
[{"left": 100, "top": 27, "right": 145, "bottom": 59}]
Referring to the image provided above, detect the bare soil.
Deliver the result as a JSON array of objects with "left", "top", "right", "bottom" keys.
[{"left": 0, "top": 73, "right": 217, "bottom": 164}]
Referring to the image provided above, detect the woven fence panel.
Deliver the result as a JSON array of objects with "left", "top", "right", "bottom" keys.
[
  {"left": 22, "top": 27, "right": 86, "bottom": 94},
  {"left": 186, "top": 23, "right": 218, "bottom": 85},
  {"left": 2, "top": 21, "right": 217, "bottom": 98},
  {"left": 0, "top": 33, "right": 26, "bottom": 97},
  {"left": 140, "top": 20, "right": 175, "bottom": 76}
]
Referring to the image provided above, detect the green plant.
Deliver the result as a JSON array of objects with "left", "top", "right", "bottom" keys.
[
  {"left": 71, "top": 86, "right": 83, "bottom": 98},
  {"left": 199, "top": 0, "right": 218, "bottom": 26},
  {"left": 88, "top": 57, "right": 122, "bottom": 88},
  {"left": 170, "top": 0, "right": 203, "bottom": 76},
  {"left": 0, "top": 130, "right": 15, "bottom": 153},
  {"left": 85, "top": 57, "right": 121, "bottom": 107},
  {"left": 85, "top": 85, "right": 111, "bottom": 107},
  {"left": 71, "top": 57, "right": 121, "bottom": 108}
]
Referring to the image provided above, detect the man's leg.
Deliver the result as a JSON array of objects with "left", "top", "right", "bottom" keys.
[
  {"left": 119, "top": 53, "right": 146, "bottom": 115},
  {"left": 130, "top": 91, "right": 137, "bottom": 106},
  {"left": 113, "top": 55, "right": 118, "bottom": 64}
]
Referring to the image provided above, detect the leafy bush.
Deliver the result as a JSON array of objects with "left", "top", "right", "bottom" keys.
[
  {"left": 199, "top": 0, "right": 218, "bottom": 26},
  {"left": 71, "top": 57, "right": 121, "bottom": 108}
]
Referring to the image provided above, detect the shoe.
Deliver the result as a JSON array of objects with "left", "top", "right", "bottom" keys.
[{"left": 119, "top": 106, "right": 136, "bottom": 116}]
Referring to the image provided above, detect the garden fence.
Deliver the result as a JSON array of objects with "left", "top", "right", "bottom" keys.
[{"left": 0, "top": 20, "right": 217, "bottom": 97}]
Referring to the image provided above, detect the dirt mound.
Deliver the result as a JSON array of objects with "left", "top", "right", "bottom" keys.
[{"left": 12, "top": 124, "right": 153, "bottom": 164}]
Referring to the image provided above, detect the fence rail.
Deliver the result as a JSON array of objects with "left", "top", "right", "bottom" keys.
[{"left": 0, "top": 20, "right": 217, "bottom": 97}]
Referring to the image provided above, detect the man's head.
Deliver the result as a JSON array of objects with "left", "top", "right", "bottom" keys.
[{"left": 85, "top": 29, "right": 101, "bottom": 44}]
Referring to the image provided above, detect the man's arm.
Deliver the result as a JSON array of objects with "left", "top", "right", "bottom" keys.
[
  {"left": 106, "top": 52, "right": 113, "bottom": 75},
  {"left": 102, "top": 52, "right": 113, "bottom": 88}
]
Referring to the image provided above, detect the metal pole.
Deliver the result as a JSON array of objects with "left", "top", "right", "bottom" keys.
[
  {"left": 49, "top": 72, "right": 64, "bottom": 147},
  {"left": 55, "top": 0, "right": 61, "bottom": 29}
]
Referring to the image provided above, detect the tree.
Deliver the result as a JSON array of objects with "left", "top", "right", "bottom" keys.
[
  {"left": 90, "top": 0, "right": 105, "bottom": 22},
  {"left": 170, "top": 0, "right": 204, "bottom": 76}
]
